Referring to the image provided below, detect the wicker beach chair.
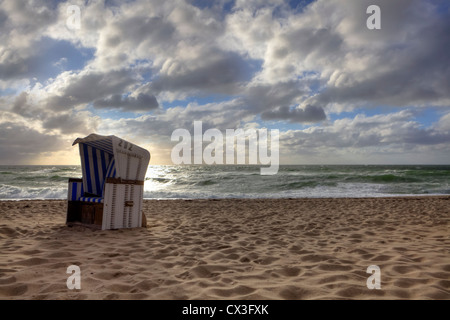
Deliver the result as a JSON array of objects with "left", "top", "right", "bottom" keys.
[{"left": 66, "top": 134, "right": 150, "bottom": 229}]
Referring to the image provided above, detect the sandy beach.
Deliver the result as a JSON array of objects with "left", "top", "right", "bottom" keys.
[{"left": 0, "top": 197, "right": 449, "bottom": 300}]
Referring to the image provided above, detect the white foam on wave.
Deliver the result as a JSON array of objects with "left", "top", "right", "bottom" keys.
[{"left": 0, "top": 184, "right": 67, "bottom": 200}]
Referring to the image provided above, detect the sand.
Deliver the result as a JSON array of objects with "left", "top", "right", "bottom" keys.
[{"left": 0, "top": 197, "right": 449, "bottom": 300}]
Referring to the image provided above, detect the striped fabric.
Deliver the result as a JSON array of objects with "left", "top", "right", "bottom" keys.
[
  {"left": 79, "top": 196, "right": 104, "bottom": 203},
  {"left": 104, "top": 159, "right": 117, "bottom": 183},
  {"left": 99, "top": 158, "right": 117, "bottom": 197},
  {"left": 83, "top": 139, "right": 114, "bottom": 155},
  {"left": 68, "top": 181, "right": 84, "bottom": 201},
  {"left": 79, "top": 144, "right": 113, "bottom": 196},
  {"left": 73, "top": 136, "right": 114, "bottom": 155}
]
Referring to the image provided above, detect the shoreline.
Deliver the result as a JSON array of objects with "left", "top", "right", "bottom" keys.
[
  {"left": 1, "top": 197, "right": 449, "bottom": 299},
  {"left": 1, "top": 194, "right": 449, "bottom": 201}
]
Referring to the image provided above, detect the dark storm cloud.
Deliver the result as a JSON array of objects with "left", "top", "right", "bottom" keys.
[
  {"left": 261, "top": 105, "right": 326, "bottom": 123},
  {"left": 0, "top": 9, "right": 7, "bottom": 28},
  {"left": 285, "top": 27, "right": 344, "bottom": 60},
  {"left": 241, "top": 81, "right": 328, "bottom": 123},
  {"left": 151, "top": 51, "right": 258, "bottom": 95},
  {"left": 0, "top": 49, "right": 41, "bottom": 81},
  {"left": 44, "top": 69, "right": 138, "bottom": 111},
  {"left": 110, "top": 15, "right": 176, "bottom": 49},
  {"left": 93, "top": 93, "right": 159, "bottom": 111},
  {"left": 12, "top": 92, "right": 33, "bottom": 117},
  {"left": 244, "top": 82, "right": 306, "bottom": 112}
]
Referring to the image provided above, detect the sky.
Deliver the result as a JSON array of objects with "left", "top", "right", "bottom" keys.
[{"left": 0, "top": 0, "right": 449, "bottom": 165}]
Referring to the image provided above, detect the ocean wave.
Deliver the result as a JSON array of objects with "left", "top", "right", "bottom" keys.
[
  {"left": 1, "top": 165, "right": 449, "bottom": 200},
  {"left": 0, "top": 184, "right": 67, "bottom": 200},
  {"left": 146, "top": 177, "right": 173, "bottom": 184},
  {"left": 369, "top": 174, "right": 421, "bottom": 183},
  {"left": 12, "top": 175, "right": 69, "bottom": 183},
  {"left": 343, "top": 174, "right": 422, "bottom": 183},
  {"left": 195, "top": 179, "right": 217, "bottom": 186}
]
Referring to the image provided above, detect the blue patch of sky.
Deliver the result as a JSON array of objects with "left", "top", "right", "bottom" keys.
[
  {"left": 0, "top": 88, "right": 17, "bottom": 96},
  {"left": 161, "top": 94, "right": 238, "bottom": 110},
  {"left": 300, "top": 73, "right": 323, "bottom": 94},
  {"left": 288, "top": 0, "right": 316, "bottom": 11},
  {"left": 247, "top": 58, "right": 264, "bottom": 75},
  {"left": 327, "top": 106, "right": 443, "bottom": 128},
  {"left": 431, "top": 0, "right": 450, "bottom": 15},
  {"left": 412, "top": 107, "right": 447, "bottom": 127},
  {"left": 187, "top": 0, "right": 316, "bottom": 14},
  {"left": 104, "top": 0, "right": 129, "bottom": 7},
  {"left": 263, "top": 121, "right": 312, "bottom": 132},
  {"left": 189, "top": 0, "right": 236, "bottom": 13},
  {"left": 29, "top": 37, "right": 94, "bottom": 86},
  {"left": 272, "top": 0, "right": 316, "bottom": 18},
  {"left": 223, "top": 0, "right": 236, "bottom": 13},
  {"left": 249, "top": 115, "right": 315, "bottom": 133},
  {"left": 130, "top": 59, "right": 154, "bottom": 82},
  {"left": 327, "top": 106, "right": 408, "bottom": 123},
  {"left": 86, "top": 103, "right": 144, "bottom": 121},
  {"left": 43, "top": 0, "right": 67, "bottom": 10}
]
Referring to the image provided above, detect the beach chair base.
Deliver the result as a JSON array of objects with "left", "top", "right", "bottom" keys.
[
  {"left": 66, "top": 221, "right": 103, "bottom": 230},
  {"left": 102, "top": 179, "right": 144, "bottom": 230},
  {"left": 66, "top": 178, "right": 145, "bottom": 230},
  {"left": 66, "top": 201, "right": 104, "bottom": 228}
]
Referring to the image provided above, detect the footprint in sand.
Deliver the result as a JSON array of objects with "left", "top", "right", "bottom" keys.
[
  {"left": 190, "top": 265, "right": 228, "bottom": 279},
  {"left": 209, "top": 285, "right": 255, "bottom": 298},
  {"left": 278, "top": 286, "right": 310, "bottom": 299},
  {"left": 0, "top": 283, "right": 28, "bottom": 297},
  {"left": 15, "top": 257, "right": 49, "bottom": 266},
  {"left": 273, "top": 266, "right": 302, "bottom": 277}
]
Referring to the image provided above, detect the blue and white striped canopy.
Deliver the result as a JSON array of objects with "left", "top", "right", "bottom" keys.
[
  {"left": 73, "top": 134, "right": 114, "bottom": 154},
  {"left": 73, "top": 134, "right": 150, "bottom": 197}
]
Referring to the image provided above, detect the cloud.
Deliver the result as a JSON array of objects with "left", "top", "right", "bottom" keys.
[
  {"left": 228, "top": 0, "right": 450, "bottom": 113},
  {"left": 434, "top": 112, "right": 450, "bottom": 133},
  {"left": 0, "top": 0, "right": 449, "bottom": 165},
  {"left": 281, "top": 110, "right": 450, "bottom": 152},
  {"left": 244, "top": 81, "right": 307, "bottom": 112},
  {"left": 41, "top": 110, "right": 100, "bottom": 135},
  {"left": 0, "top": 0, "right": 58, "bottom": 80},
  {"left": 9, "top": 90, "right": 100, "bottom": 136},
  {"left": 275, "top": 109, "right": 450, "bottom": 164},
  {"left": 152, "top": 50, "right": 257, "bottom": 96},
  {"left": 0, "top": 121, "right": 64, "bottom": 164},
  {"left": 261, "top": 104, "right": 327, "bottom": 123},
  {"left": 300, "top": 0, "right": 450, "bottom": 109},
  {"left": 43, "top": 68, "right": 138, "bottom": 111},
  {"left": 0, "top": 49, "right": 30, "bottom": 80},
  {"left": 99, "top": 98, "right": 253, "bottom": 138},
  {"left": 12, "top": 92, "right": 33, "bottom": 117},
  {"left": 93, "top": 93, "right": 159, "bottom": 112}
]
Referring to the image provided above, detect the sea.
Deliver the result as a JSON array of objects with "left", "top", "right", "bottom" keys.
[{"left": 0, "top": 165, "right": 449, "bottom": 200}]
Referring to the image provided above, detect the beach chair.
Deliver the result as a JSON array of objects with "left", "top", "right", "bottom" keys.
[{"left": 66, "top": 134, "right": 150, "bottom": 230}]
